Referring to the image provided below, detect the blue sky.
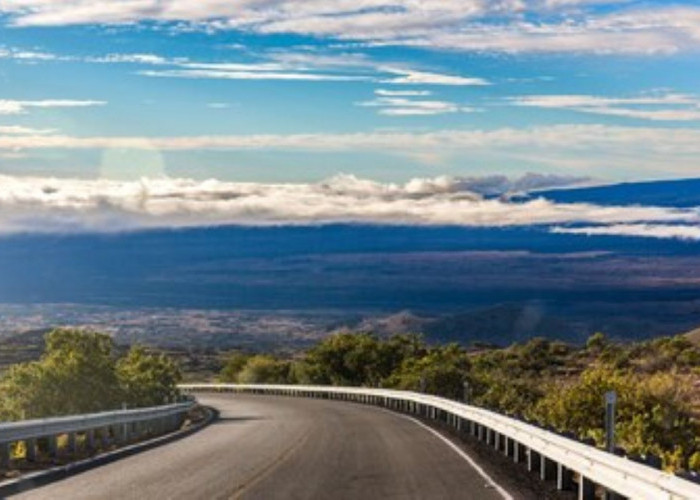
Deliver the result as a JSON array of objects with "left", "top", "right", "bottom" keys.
[
  {"left": 0, "top": 1, "right": 699, "bottom": 239},
  {"left": 0, "top": 0, "right": 698, "bottom": 184}
]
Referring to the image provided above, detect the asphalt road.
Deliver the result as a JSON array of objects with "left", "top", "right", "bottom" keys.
[{"left": 12, "top": 395, "right": 510, "bottom": 500}]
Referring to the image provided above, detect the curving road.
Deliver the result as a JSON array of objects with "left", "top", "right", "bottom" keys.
[{"left": 12, "top": 395, "right": 511, "bottom": 500}]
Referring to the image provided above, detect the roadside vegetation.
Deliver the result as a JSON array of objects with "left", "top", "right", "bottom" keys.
[
  {"left": 1, "top": 327, "right": 697, "bottom": 473},
  {"left": 219, "top": 331, "right": 700, "bottom": 473},
  {"left": 0, "top": 328, "right": 182, "bottom": 421}
]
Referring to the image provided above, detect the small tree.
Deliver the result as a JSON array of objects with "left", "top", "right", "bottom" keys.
[
  {"left": 117, "top": 346, "right": 182, "bottom": 407},
  {"left": 236, "top": 355, "right": 290, "bottom": 384},
  {"left": 387, "top": 344, "right": 469, "bottom": 400},
  {"left": 0, "top": 329, "right": 121, "bottom": 419},
  {"left": 219, "top": 352, "right": 251, "bottom": 383}
]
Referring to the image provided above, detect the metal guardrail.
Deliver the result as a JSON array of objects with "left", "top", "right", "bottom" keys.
[
  {"left": 181, "top": 384, "right": 700, "bottom": 500},
  {"left": 0, "top": 402, "right": 193, "bottom": 466}
]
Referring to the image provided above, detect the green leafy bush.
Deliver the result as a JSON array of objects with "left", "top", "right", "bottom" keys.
[
  {"left": 216, "top": 331, "right": 699, "bottom": 471},
  {"left": 0, "top": 329, "right": 182, "bottom": 420}
]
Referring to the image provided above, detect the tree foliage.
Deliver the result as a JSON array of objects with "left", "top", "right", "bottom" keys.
[
  {"left": 217, "top": 330, "right": 700, "bottom": 472},
  {"left": 0, "top": 329, "right": 182, "bottom": 420},
  {"left": 117, "top": 346, "right": 182, "bottom": 407}
]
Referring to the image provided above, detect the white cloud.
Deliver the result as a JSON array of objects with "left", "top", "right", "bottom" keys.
[
  {"left": 3, "top": 43, "right": 489, "bottom": 88},
  {"left": 0, "top": 173, "right": 696, "bottom": 235},
  {"left": 1, "top": 123, "right": 699, "bottom": 175},
  {"left": 0, "top": 99, "right": 106, "bottom": 115},
  {"left": 128, "top": 52, "right": 487, "bottom": 85},
  {"left": 139, "top": 68, "right": 369, "bottom": 82},
  {"left": 2, "top": 1, "right": 697, "bottom": 54},
  {"left": 0, "top": 125, "right": 57, "bottom": 134},
  {"left": 89, "top": 53, "right": 171, "bottom": 64},
  {"left": 375, "top": 89, "right": 433, "bottom": 97},
  {"left": 0, "top": 46, "right": 64, "bottom": 61},
  {"left": 357, "top": 96, "right": 461, "bottom": 116},
  {"left": 1, "top": 124, "right": 700, "bottom": 156},
  {"left": 388, "top": 6, "right": 700, "bottom": 54},
  {"left": 381, "top": 68, "right": 490, "bottom": 86},
  {"left": 510, "top": 93, "right": 700, "bottom": 121},
  {"left": 552, "top": 224, "right": 700, "bottom": 241}
]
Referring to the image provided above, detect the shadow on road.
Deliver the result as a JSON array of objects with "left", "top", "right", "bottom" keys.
[{"left": 213, "top": 416, "right": 267, "bottom": 424}]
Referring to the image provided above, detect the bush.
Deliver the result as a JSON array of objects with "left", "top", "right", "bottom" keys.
[
  {"left": 219, "top": 352, "right": 251, "bottom": 383},
  {"left": 117, "top": 346, "right": 182, "bottom": 407},
  {"left": 532, "top": 366, "right": 699, "bottom": 470},
  {"left": 0, "top": 329, "right": 182, "bottom": 420},
  {"left": 0, "top": 329, "right": 121, "bottom": 419},
  {"left": 236, "top": 355, "right": 291, "bottom": 384},
  {"left": 386, "top": 344, "right": 469, "bottom": 399}
]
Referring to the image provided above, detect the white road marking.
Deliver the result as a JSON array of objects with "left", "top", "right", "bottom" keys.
[{"left": 381, "top": 408, "right": 515, "bottom": 500}]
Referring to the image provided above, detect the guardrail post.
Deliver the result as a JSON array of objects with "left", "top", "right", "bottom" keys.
[
  {"left": 68, "top": 432, "right": 78, "bottom": 454},
  {"left": 101, "top": 427, "right": 111, "bottom": 448},
  {"left": 118, "top": 422, "right": 128, "bottom": 444},
  {"left": 86, "top": 429, "right": 96, "bottom": 451},
  {"left": 48, "top": 435, "right": 58, "bottom": 457},
  {"left": 493, "top": 431, "right": 500, "bottom": 451},
  {"left": 541, "top": 455, "right": 557, "bottom": 481},
  {"left": 26, "top": 438, "right": 37, "bottom": 462},
  {"left": 121, "top": 403, "right": 129, "bottom": 443},
  {"left": 557, "top": 463, "right": 574, "bottom": 491},
  {"left": 0, "top": 442, "right": 10, "bottom": 469},
  {"left": 578, "top": 475, "right": 596, "bottom": 500},
  {"left": 513, "top": 441, "right": 521, "bottom": 463},
  {"left": 527, "top": 448, "right": 541, "bottom": 474}
]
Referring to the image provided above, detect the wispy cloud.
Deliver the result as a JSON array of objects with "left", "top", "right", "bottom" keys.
[
  {"left": 509, "top": 92, "right": 700, "bottom": 121},
  {"left": 397, "top": 8, "right": 700, "bottom": 54},
  {"left": 358, "top": 98, "right": 459, "bottom": 116},
  {"left": 0, "top": 46, "right": 63, "bottom": 61},
  {"left": 132, "top": 53, "right": 487, "bottom": 85},
  {"left": 375, "top": 89, "right": 433, "bottom": 97},
  {"left": 88, "top": 53, "right": 171, "bottom": 65},
  {"left": 357, "top": 89, "right": 477, "bottom": 116},
  {"left": 2, "top": 124, "right": 700, "bottom": 157},
  {"left": 3, "top": 123, "right": 700, "bottom": 175},
  {"left": 3, "top": 43, "right": 491, "bottom": 87},
  {"left": 0, "top": 125, "right": 57, "bottom": 134},
  {"left": 1, "top": 2, "right": 698, "bottom": 55},
  {"left": 380, "top": 68, "right": 490, "bottom": 86},
  {"left": 0, "top": 99, "right": 106, "bottom": 115},
  {"left": 139, "top": 68, "right": 368, "bottom": 82},
  {"left": 552, "top": 224, "right": 700, "bottom": 241},
  {"left": 0, "top": 173, "right": 694, "bottom": 235}
]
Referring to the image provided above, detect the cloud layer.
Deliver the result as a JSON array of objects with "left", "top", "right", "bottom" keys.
[
  {"left": 2, "top": 124, "right": 700, "bottom": 175},
  {"left": 3, "top": 124, "right": 700, "bottom": 152},
  {"left": 0, "top": 174, "right": 697, "bottom": 237},
  {"left": 509, "top": 93, "right": 700, "bottom": 121},
  {"left": 552, "top": 224, "right": 700, "bottom": 240},
  {"left": 1, "top": 1, "right": 698, "bottom": 54}
]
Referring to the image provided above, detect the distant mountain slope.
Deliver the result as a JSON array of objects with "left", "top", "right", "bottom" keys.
[{"left": 534, "top": 177, "right": 700, "bottom": 208}]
